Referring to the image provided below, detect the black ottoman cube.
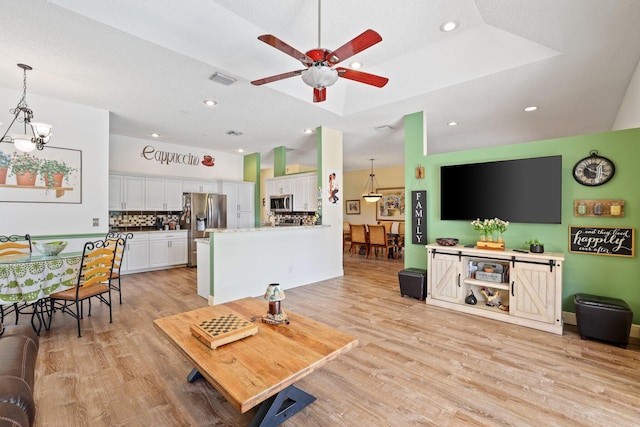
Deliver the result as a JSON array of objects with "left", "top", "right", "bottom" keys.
[
  {"left": 574, "top": 293, "right": 633, "bottom": 348},
  {"left": 398, "top": 268, "right": 427, "bottom": 301}
]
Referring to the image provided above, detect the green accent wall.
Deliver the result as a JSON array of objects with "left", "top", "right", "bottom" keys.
[
  {"left": 273, "top": 146, "right": 287, "bottom": 177},
  {"left": 243, "top": 153, "right": 261, "bottom": 227},
  {"left": 404, "top": 120, "right": 640, "bottom": 321}
]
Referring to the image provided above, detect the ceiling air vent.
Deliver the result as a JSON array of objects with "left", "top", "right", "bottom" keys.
[{"left": 209, "top": 72, "right": 237, "bottom": 86}]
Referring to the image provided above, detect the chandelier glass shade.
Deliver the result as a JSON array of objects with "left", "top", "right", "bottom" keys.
[
  {"left": 301, "top": 65, "right": 339, "bottom": 88},
  {"left": 0, "top": 64, "right": 52, "bottom": 152},
  {"left": 362, "top": 159, "right": 382, "bottom": 203}
]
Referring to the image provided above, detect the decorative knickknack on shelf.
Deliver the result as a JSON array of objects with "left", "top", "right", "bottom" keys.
[
  {"left": 526, "top": 239, "right": 545, "bottom": 253},
  {"left": 471, "top": 218, "right": 509, "bottom": 250}
]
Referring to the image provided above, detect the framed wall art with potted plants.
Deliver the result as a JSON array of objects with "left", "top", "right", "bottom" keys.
[
  {"left": 0, "top": 142, "right": 82, "bottom": 203},
  {"left": 376, "top": 187, "right": 405, "bottom": 221}
]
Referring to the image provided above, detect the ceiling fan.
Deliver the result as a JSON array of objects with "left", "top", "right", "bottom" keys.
[{"left": 250, "top": 0, "right": 389, "bottom": 103}]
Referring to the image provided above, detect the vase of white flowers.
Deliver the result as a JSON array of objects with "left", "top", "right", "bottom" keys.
[{"left": 471, "top": 218, "right": 509, "bottom": 250}]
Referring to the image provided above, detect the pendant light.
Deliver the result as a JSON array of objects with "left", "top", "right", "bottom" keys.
[
  {"left": 362, "top": 159, "right": 382, "bottom": 203},
  {"left": 0, "top": 64, "right": 52, "bottom": 152}
]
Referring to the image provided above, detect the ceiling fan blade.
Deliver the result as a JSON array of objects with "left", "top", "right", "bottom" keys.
[
  {"left": 251, "top": 70, "right": 305, "bottom": 86},
  {"left": 336, "top": 68, "right": 389, "bottom": 88},
  {"left": 313, "top": 88, "right": 327, "bottom": 103},
  {"left": 257, "top": 34, "right": 313, "bottom": 65},
  {"left": 328, "top": 29, "right": 383, "bottom": 65}
]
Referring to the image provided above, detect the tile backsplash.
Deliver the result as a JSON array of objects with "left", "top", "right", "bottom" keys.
[{"left": 109, "top": 211, "right": 181, "bottom": 230}]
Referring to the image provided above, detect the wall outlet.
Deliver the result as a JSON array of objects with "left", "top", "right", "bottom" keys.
[{"left": 93, "top": 218, "right": 99, "bottom": 227}]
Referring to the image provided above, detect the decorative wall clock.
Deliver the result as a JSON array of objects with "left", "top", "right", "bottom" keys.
[{"left": 572, "top": 150, "right": 615, "bottom": 186}]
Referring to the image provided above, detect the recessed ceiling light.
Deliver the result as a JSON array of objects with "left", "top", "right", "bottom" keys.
[
  {"left": 447, "top": 121, "right": 459, "bottom": 126},
  {"left": 226, "top": 130, "right": 243, "bottom": 136},
  {"left": 237, "top": 148, "right": 244, "bottom": 153},
  {"left": 203, "top": 99, "right": 217, "bottom": 107},
  {"left": 440, "top": 20, "right": 459, "bottom": 32},
  {"left": 524, "top": 106, "right": 538, "bottom": 112},
  {"left": 150, "top": 133, "right": 160, "bottom": 138},
  {"left": 349, "top": 61, "right": 362, "bottom": 69},
  {"left": 374, "top": 125, "right": 393, "bottom": 131},
  {"left": 303, "top": 129, "right": 314, "bottom": 134}
]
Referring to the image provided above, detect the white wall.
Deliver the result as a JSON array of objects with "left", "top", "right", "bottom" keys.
[
  {"left": 0, "top": 88, "right": 109, "bottom": 236},
  {"left": 109, "top": 135, "right": 243, "bottom": 181},
  {"left": 318, "top": 126, "right": 343, "bottom": 275},
  {"left": 612, "top": 59, "right": 640, "bottom": 130},
  {"left": 212, "top": 226, "right": 338, "bottom": 304}
]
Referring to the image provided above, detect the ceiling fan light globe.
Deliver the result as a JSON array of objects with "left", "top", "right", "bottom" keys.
[{"left": 301, "top": 66, "right": 338, "bottom": 88}]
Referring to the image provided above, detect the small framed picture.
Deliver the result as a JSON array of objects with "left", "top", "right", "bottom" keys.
[{"left": 346, "top": 199, "right": 361, "bottom": 215}]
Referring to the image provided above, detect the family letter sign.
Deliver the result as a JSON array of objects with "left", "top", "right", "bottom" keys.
[
  {"left": 569, "top": 226, "right": 634, "bottom": 257},
  {"left": 412, "top": 191, "right": 427, "bottom": 245}
]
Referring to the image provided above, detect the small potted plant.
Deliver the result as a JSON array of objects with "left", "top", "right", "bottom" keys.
[
  {"left": 525, "top": 239, "right": 545, "bottom": 253},
  {"left": 40, "top": 159, "right": 76, "bottom": 188},
  {"left": 0, "top": 150, "right": 11, "bottom": 185},
  {"left": 9, "top": 152, "right": 41, "bottom": 186}
]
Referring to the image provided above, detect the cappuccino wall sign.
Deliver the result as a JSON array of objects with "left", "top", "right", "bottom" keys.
[
  {"left": 569, "top": 226, "right": 634, "bottom": 257},
  {"left": 411, "top": 190, "right": 427, "bottom": 244},
  {"left": 140, "top": 145, "right": 213, "bottom": 167}
]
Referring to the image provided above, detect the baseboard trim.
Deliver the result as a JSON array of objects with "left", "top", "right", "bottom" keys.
[{"left": 562, "top": 311, "right": 639, "bottom": 339}]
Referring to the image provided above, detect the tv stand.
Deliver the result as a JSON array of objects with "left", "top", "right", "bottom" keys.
[{"left": 425, "top": 244, "right": 564, "bottom": 335}]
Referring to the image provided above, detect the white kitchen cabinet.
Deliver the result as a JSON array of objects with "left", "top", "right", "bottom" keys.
[
  {"left": 268, "top": 178, "right": 293, "bottom": 195},
  {"left": 425, "top": 244, "right": 564, "bottom": 334},
  {"left": 144, "top": 178, "right": 183, "bottom": 211},
  {"left": 121, "top": 232, "right": 150, "bottom": 273},
  {"left": 292, "top": 173, "right": 317, "bottom": 211},
  {"left": 109, "top": 175, "right": 145, "bottom": 211},
  {"left": 223, "top": 181, "right": 255, "bottom": 229},
  {"left": 182, "top": 180, "right": 219, "bottom": 194},
  {"left": 149, "top": 231, "right": 188, "bottom": 268},
  {"left": 266, "top": 173, "right": 317, "bottom": 212}
]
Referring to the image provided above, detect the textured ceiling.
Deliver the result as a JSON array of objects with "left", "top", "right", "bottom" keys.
[{"left": 0, "top": 0, "right": 639, "bottom": 171}]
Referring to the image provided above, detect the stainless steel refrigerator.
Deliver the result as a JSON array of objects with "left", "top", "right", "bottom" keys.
[{"left": 181, "top": 193, "right": 227, "bottom": 267}]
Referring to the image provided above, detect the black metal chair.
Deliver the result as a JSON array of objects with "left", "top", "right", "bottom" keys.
[
  {"left": 105, "top": 232, "right": 133, "bottom": 304},
  {"left": 0, "top": 234, "right": 32, "bottom": 325},
  {"left": 49, "top": 239, "right": 119, "bottom": 337}
]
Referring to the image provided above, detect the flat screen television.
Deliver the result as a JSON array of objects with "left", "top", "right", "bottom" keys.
[{"left": 440, "top": 155, "right": 562, "bottom": 224}]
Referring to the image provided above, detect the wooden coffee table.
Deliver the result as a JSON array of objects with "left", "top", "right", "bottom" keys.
[{"left": 153, "top": 297, "right": 358, "bottom": 426}]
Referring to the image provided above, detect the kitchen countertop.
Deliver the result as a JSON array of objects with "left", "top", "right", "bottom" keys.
[
  {"left": 206, "top": 225, "right": 329, "bottom": 233},
  {"left": 109, "top": 229, "right": 188, "bottom": 234}
]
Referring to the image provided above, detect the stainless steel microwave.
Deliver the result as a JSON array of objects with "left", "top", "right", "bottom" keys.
[{"left": 269, "top": 194, "right": 293, "bottom": 212}]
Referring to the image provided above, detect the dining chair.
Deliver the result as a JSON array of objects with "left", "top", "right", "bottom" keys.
[
  {"left": 396, "top": 222, "right": 405, "bottom": 259},
  {"left": 105, "top": 232, "right": 133, "bottom": 304},
  {"left": 349, "top": 224, "right": 369, "bottom": 257},
  {"left": 368, "top": 224, "right": 392, "bottom": 259},
  {"left": 0, "top": 234, "right": 32, "bottom": 325},
  {"left": 49, "top": 238, "right": 118, "bottom": 337},
  {"left": 343, "top": 222, "right": 352, "bottom": 251}
]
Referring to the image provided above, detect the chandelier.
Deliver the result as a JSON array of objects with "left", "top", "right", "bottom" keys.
[
  {"left": 362, "top": 158, "right": 382, "bottom": 203},
  {"left": 0, "top": 63, "right": 52, "bottom": 152}
]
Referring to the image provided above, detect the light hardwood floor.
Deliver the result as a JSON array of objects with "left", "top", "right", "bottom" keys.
[{"left": 29, "top": 250, "right": 640, "bottom": 426}]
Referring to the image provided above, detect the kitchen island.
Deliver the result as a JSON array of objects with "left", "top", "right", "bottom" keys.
[{"left": 199, "top": 225, "right": 340, "bottom": 305}]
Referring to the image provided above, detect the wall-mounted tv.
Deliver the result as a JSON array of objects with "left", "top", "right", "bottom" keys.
[{"left": 440, "top": 155, "right": 562, "bottom": 224}]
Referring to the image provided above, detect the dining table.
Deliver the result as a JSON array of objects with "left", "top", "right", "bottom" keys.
[{"left": 0, "top": 251, "right": 82, "bottom": 332}]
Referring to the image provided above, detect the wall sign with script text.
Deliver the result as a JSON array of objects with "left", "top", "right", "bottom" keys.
[
  {"left": 412, "top": 190, "right": 427, "bottom": 245},
  {"left": 569, "top": 226, "right": 634, "bottom": 258}
]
